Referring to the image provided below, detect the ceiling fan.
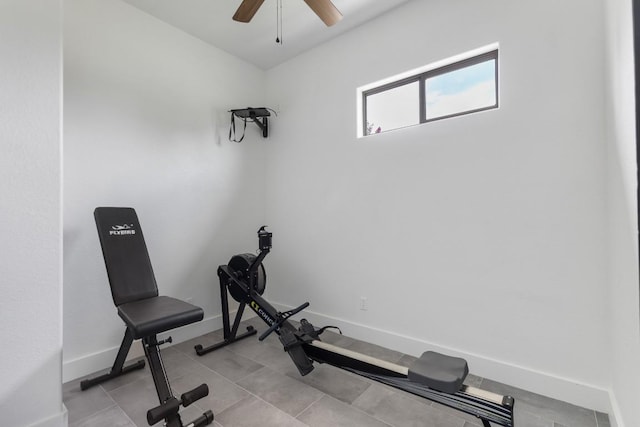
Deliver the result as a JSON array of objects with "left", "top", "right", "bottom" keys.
[{"left": 233, "top": 0, "right": 343, "bottom": 27}]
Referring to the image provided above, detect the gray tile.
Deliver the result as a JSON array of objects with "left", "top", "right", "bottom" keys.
[
  {"left": 98, "top": 358, "right": 152, "bottom": 393},
  {"left": 222, "top": 334, "right": 265, "bottom": 360},
  {"left": 237, "top": 366, "right": 324, "bottom": 416},
  {"left": 429, "top": 400, "right": 491, "bottom": 426},
  {"left": 297, "top": 395, "right": 391, "bottom": 427},
  {"left": 160, "top": 346, "right": 209, "bottom": 381},
  {"left": 173, "top": 329, "right": 225, "bottom": 355},
  {"left": 514, "top": 409, "right": 554, "bottom": 427},
  {"left": 224, "top": 331, "right": 290, "bottom": 368},
  {"left": 170, "top": 362, "right": 251, "bottom": 414},
  {"left": 70, "top": 405, "right": 136, "bottom": 427},
  {"left": 196, "top": 347, "right": 264, "bottom": 382},
  {"left": 64, "top": 376, "right": 94, "bottom": 402},
  {"left": 353, "top": 384, "right": 465, "bottom": 427},
  {"left": 64, "top": 385, "right": 117, "bottom": 425},
  {"left": 106, "top": 376, "right": 161, "bottom": 427},
  {"left": 285, "top": 362, "right": 371, "bottom": 404},
  {"left": 595, "top": 411, "right": 611, "bottom": 427},
  {"left": 216, "top": 396, "right": 307, "bottom": 427},
  {"left": 240, "top": 317, "right": 285, "bottom": 348}
]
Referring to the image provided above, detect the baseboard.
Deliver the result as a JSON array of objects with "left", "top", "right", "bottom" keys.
[
  {"left": 28, "top": 405, "right": 68, "bottom": 427},
  {"left": 62, "top": 313, "right": 224, "bottom": 383},
  {"left": 271, "top": 302, "right": 613, "bottom": 414}
]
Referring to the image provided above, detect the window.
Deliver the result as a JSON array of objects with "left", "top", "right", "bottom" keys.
[{"left": 362, "top": 49, "right": 498, "bottom": 135}]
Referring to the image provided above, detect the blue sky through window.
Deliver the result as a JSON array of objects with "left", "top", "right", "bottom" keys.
[{"left": 426, "top": 59, "right": 497, "bottom": 120}]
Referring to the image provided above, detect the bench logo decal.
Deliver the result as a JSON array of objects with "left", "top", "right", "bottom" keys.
[{"left": 109, "top": 224, "right": 136, "bottom": 236}]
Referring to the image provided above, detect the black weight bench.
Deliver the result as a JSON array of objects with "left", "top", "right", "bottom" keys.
[{"left": 81, "top": 207, "right": 213, "bottom": 427}]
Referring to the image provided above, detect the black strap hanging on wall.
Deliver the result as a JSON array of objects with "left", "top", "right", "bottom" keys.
[{"left": 229, "top": 111, "right": 248, "bottom": 143}]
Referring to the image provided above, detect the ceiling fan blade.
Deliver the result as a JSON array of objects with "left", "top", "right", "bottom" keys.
[
  {"left": 233, "top": 0, "right": 266, "bottom": 23},
  {"left": 303, "top": 0, "right": 343, "bottom": 27}
]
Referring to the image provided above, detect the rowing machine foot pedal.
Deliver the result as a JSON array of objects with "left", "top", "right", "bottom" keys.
[{"left": 279, "top": 329, "right": 314, "bottom": 376}]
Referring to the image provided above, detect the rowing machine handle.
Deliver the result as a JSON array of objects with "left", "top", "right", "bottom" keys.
[{"left": 259, "top": 302, "right": 310, "bottom": 341}]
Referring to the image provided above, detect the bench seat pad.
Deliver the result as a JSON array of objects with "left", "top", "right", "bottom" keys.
[
  {"left": 118, "top": 296, "right": 204, "bottom": 339},
  {"left": 408, "top": 351, "right": 468, "bottom": 394}
]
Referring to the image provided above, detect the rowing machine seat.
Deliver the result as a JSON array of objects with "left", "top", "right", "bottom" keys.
[{"left": 408, "top": 351, "right": 468, "bottom": 394}]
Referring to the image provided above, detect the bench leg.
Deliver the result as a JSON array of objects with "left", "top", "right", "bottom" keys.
[
  {"left": 80, "top": 328, "right": 145, "bottom": 390},
  {"left": 143, "top": 335, "right": 183, "bottom": 427}
]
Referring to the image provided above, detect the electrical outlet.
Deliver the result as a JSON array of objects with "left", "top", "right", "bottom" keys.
[{"left": 360, "top": 297, "right": 368, "bottom": 311}]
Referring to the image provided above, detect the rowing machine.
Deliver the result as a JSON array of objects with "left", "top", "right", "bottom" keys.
[{"left": 195, "top": 227, "right": 515, "bottom": 427}]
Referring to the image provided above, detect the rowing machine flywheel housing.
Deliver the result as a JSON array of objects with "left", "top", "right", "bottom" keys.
[{"left": 227, "top": 253, "right": 266, "bottom": 302}]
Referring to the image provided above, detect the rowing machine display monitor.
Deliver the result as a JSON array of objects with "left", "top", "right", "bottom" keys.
[
  {"left": 258, "top": 226, "right": 272, "bottom": 251},
  {"left": 229, "top": 107, "right": 270, "bottom": 141}
]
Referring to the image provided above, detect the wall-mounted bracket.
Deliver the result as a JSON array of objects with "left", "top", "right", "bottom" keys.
[{"left": 230, "top": 107, "right": 270, "bottom": 140}]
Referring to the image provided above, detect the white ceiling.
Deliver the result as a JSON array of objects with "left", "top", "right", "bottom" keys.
[{"left": 122, "top": 0, "right": 412, "bottom": 70}]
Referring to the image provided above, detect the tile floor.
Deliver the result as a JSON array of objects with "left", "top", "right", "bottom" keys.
[{"left": 63, "top": 317, "right": 611, "bottom": 427}]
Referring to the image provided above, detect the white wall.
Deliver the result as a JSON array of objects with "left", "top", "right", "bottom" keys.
[
  {"left": 265, "top": 0, "right": 610, "bottom": 410},
  {"left": 63, "top": 0, "right": 267, "bottom": 380},
  {"left": 0, "top": 1, "right": 66, "bottom": 426},
  {"left": 604, "top": 0, "right": 640, "bottom": 426}
]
